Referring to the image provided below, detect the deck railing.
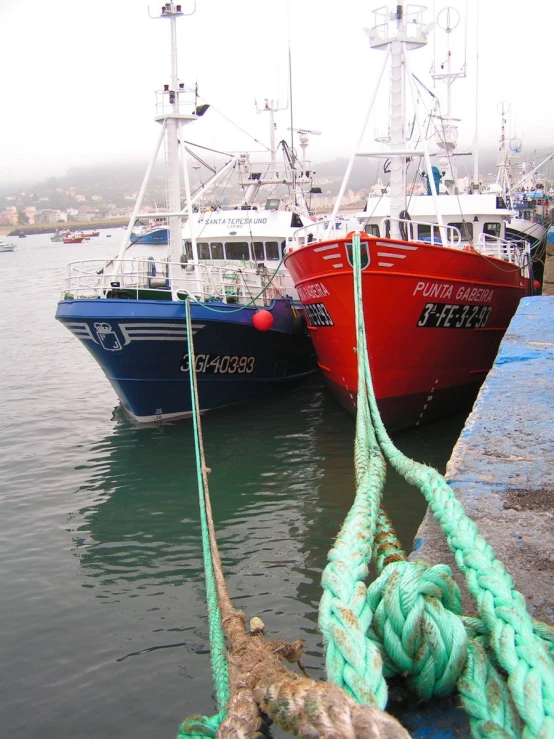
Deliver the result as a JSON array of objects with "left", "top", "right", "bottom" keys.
[
  {"left": 62, "top": 259, "right": 288, "bottom": 306},
  {"left": 476, "top": 234, "right": 531, "bottom": 270},
  {"left": 289, "top": 216, "right": 462, "bottom": 248}
]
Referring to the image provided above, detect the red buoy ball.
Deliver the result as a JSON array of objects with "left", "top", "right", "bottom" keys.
[
  {"left": 253, "top": 309, "right": 274, "bottom": 331},
  {"left": 533, "top": 280, "right": 541, "bottom": 291}
]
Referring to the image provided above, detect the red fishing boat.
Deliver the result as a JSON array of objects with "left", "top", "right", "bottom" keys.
[
  {"left": 63, "top": 236, "right": 86, "bottom": 244},
  {"left": 284, "top": 4, "right": 532, "bottom": 431}
]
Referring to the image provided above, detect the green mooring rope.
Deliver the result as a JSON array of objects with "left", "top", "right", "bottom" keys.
[
  {"left": 319, "top": 233, "right": 554, "bottom": 739},
  {"left": 177, "top": 299, "right": 229, "bottom": 738}
]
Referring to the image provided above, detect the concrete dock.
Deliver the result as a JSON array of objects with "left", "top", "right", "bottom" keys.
[
  {"left": 400, "top": 296, "right": 554, "bottom": 737},
  {"left": 411, "top": 296, "right": 553, "bottom": 625},
  {"left": 543, "top": 227, "right": 554, "bottom": 296}
]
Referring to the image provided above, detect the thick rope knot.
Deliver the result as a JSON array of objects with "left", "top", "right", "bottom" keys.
[{"left": 366, "top": 560, "right": 468, "bottom": 700}]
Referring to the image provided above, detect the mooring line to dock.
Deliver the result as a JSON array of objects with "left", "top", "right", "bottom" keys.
[
  {"left": 178, "top": 241, "right": 553, "bottom": 738},
  {"left": 317, "top": 233, "right": 554, "bottom": 738},
  {"left": 178, "top": 298, "right": 410, "bottom": 739}
]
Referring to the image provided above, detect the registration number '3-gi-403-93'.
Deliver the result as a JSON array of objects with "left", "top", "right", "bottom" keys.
[
  {"left": 417, "top": 302, "right": 493, "bottom": 329},
  {"left": 180, "top": 354, "right": 255, "bottom": 374},
  {"left": 304, "top": 302, "right": 334, "bottom": 327}
]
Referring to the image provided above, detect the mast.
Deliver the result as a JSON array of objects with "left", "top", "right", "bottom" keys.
[
  {"left": 155, "top": 2, "right": 199, "bottom": 268},
  {"left": 472, "top": 0, "right": 480, "bottom": 192},
  {"left": 495, "top": 101, "right": 512, "bottom": 196},
  {"left": 363, "top": 4, "right": 433, "bottom": 239},
  {"left": 388, "top": 8, "right": 405, "bottom": 233},
  {"left": 431, "top": 6, "right": 465, "bottom": 195}
]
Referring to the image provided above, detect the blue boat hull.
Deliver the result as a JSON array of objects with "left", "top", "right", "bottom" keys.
[
  {"left": 129, "top": 229, "right": 168, "bottom": 245},
  {"left": 56, "top": 298, "right": 317, "bottom": 422}
]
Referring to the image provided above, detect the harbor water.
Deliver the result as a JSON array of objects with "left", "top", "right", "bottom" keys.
[{"left": 0, "top": 231, "right": 468, "bottom": 737}]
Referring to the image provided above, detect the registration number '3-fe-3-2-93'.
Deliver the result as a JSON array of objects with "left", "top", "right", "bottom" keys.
[
  {"left": 417, "top": 302, "right": 493, "bottom": 329},
  {"left": 180, "top": 354, "right": 255, "bottom": 374},
  {"left": 304, "top": 302, "right": 334, "bottom": 327}
]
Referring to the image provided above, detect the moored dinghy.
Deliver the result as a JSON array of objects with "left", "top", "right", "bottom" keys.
[
  {"left": 284, "top": 3, "right": 532, "bottom": 431},
  {"left": 55, "top": 2, "right": 316, "bottom": 423}
]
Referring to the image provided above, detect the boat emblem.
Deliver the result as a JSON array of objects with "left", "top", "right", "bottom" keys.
[
  {"left": 94, "top": 322, "right": 123, "bottom": 352},
  {"left": 345, "top": 240, "right": 370, "bottom": 269}
]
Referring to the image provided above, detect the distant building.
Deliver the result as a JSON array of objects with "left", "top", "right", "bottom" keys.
[
  {"left": 0, "top": 206, "right": 18, "bottom": 225},
  {"left": 37, "top": 209, "right": 59, "bottom": 224},
  {"left": 24, "top": 206, "right": 37, "bottom": 224}
]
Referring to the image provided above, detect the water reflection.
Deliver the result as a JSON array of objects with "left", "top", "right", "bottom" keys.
[{"left": 70, "top": 376, "right": 467, "bottom": 680}]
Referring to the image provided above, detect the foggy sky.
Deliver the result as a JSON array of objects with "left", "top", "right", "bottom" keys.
[{"left": 1, "top": 0, "right": 552, "bottom": 187}]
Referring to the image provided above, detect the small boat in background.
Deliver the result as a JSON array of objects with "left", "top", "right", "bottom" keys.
[
  {"left": 0, "top": 240, "right": 17, "bottom": 252},
  {"left": 51, "top": 229, "right": 71, "bottom": 242},
  {"left": 18, "top": 230, "right": 26, "bottom": 238},
  {"left": 81, "top": 231, "right": 100, "bottom": 238},
  {"left": 130, "top": 224, "right": 168, "bottom": 245},
  {"left": 63, "top": 236, "right": 86, "bottom": 244}
]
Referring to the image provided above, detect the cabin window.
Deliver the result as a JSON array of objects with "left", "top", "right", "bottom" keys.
[
  {"left": 183, "top": 240, "right": 193, "bottom": 259},
  {"left": 210, "top": 242, "right": 224, "bottom": 259},
  {"left": 253, "top": 242, "right": 265, "bottom": 261},
  {"left": 266, "top": 241, "right": 279, "bottom": 260},
  {"left": 496, "top": 196, "right": 507, "bottom": 210},
  {"left": 198, "top": 242, "right": 210, "bottom": 259},
  {"left": 366, "top": 223, "right": 380, "bottom": 237},
  {"left": 448, "top": 222, "right": 473, "bottom": 240},
  {"left": 417, "top": 225, "right": 441, "bottom": 242},
  {"left": 225, "top": 242, "right": 250, "bottom": 260},
  {"left": 290, "top": 213, "right": 303, "bottom": 228},
  {"left": 483, "top": 222, "right": 501, "bottom": 239}
]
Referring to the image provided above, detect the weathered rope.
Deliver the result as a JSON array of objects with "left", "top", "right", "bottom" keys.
[
  {"left": 178, "top": 299, "right": 230, "bottom": 738},
  {"left": 319, "top": 232, "right": 554, "bottom": 739},
  {"left": 179, "top": 297, "right": 411, "bottom": 739}
]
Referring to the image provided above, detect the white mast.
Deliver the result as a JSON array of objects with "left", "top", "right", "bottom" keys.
[
  {"left": 431, "top": 6, "right": 465, "bottom": 195},
  {"left": 495, "top": 101, "right": 512, "bottom": 196},
  {"left": 115, "top": 1, "right": 201, "bottom": 282},
  {"left": 256, "top": 98, "right": 288, "bottom": 169},
  {"left": 345, "top": 4, "right": 434, "bottom": 239},
  {"left": 155, "top": 2, "right": 199, "bottom": 269}
]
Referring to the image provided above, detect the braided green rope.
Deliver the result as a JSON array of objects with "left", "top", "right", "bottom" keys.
[
  {"left": 319, "top": 230, "right": 394, "bottom": 709},
  {"left": 351, "top": 233, "right": 554, "bottom": 738},
  {"left": 177, "top": 299, "right": 230, "bottom": 738},
  {"left": 319, "top": 233, "right": 554, "bottom": 739}
]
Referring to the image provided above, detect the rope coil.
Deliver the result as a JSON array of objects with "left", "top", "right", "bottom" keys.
[{"left": 179, "top": 235, "right": 554, "bottom": 738}]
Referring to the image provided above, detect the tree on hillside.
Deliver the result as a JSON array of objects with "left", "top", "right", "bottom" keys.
[{"left": 17, "top": 208, "right": 29, "bottom": 225}]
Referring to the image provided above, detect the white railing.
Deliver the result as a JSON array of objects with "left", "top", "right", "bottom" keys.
[
  {"left": 380, "top": 218, "right": 462, "bottom": 247},
  {"left": 290, "top": 217, "right": 351, "bottom": 246},
  {"left": 289, "top": 216, "right": 462, "bottom": 249},
  {"left": 61, "top": 258, "right": 288, "bottom": 307},
  {"left": 476, "top": 234, "right": 531, "bottom": 271}
]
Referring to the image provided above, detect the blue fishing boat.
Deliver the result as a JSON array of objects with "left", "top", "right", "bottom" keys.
[
  {"left": 129, "top": 224, "right": 168, "bottom": 245},
  {"left": 55, "top": 1, "right": 317, "bottom": 423}
]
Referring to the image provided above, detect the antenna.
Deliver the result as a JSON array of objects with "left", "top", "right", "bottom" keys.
[
  {"left": 255, "top": 98, "right": 288, "bottom": 165},
  {"left": 287, "top": 128, "right": 322, "bottom": 171}
]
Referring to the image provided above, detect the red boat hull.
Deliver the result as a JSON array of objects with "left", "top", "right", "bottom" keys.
[{"left": 285, "top": 234, "right": 530, "bottom": 430}]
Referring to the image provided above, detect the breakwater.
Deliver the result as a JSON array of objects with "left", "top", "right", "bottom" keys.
[{"left": 7, "top": 217, "right": 129, "bottom": 236}]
